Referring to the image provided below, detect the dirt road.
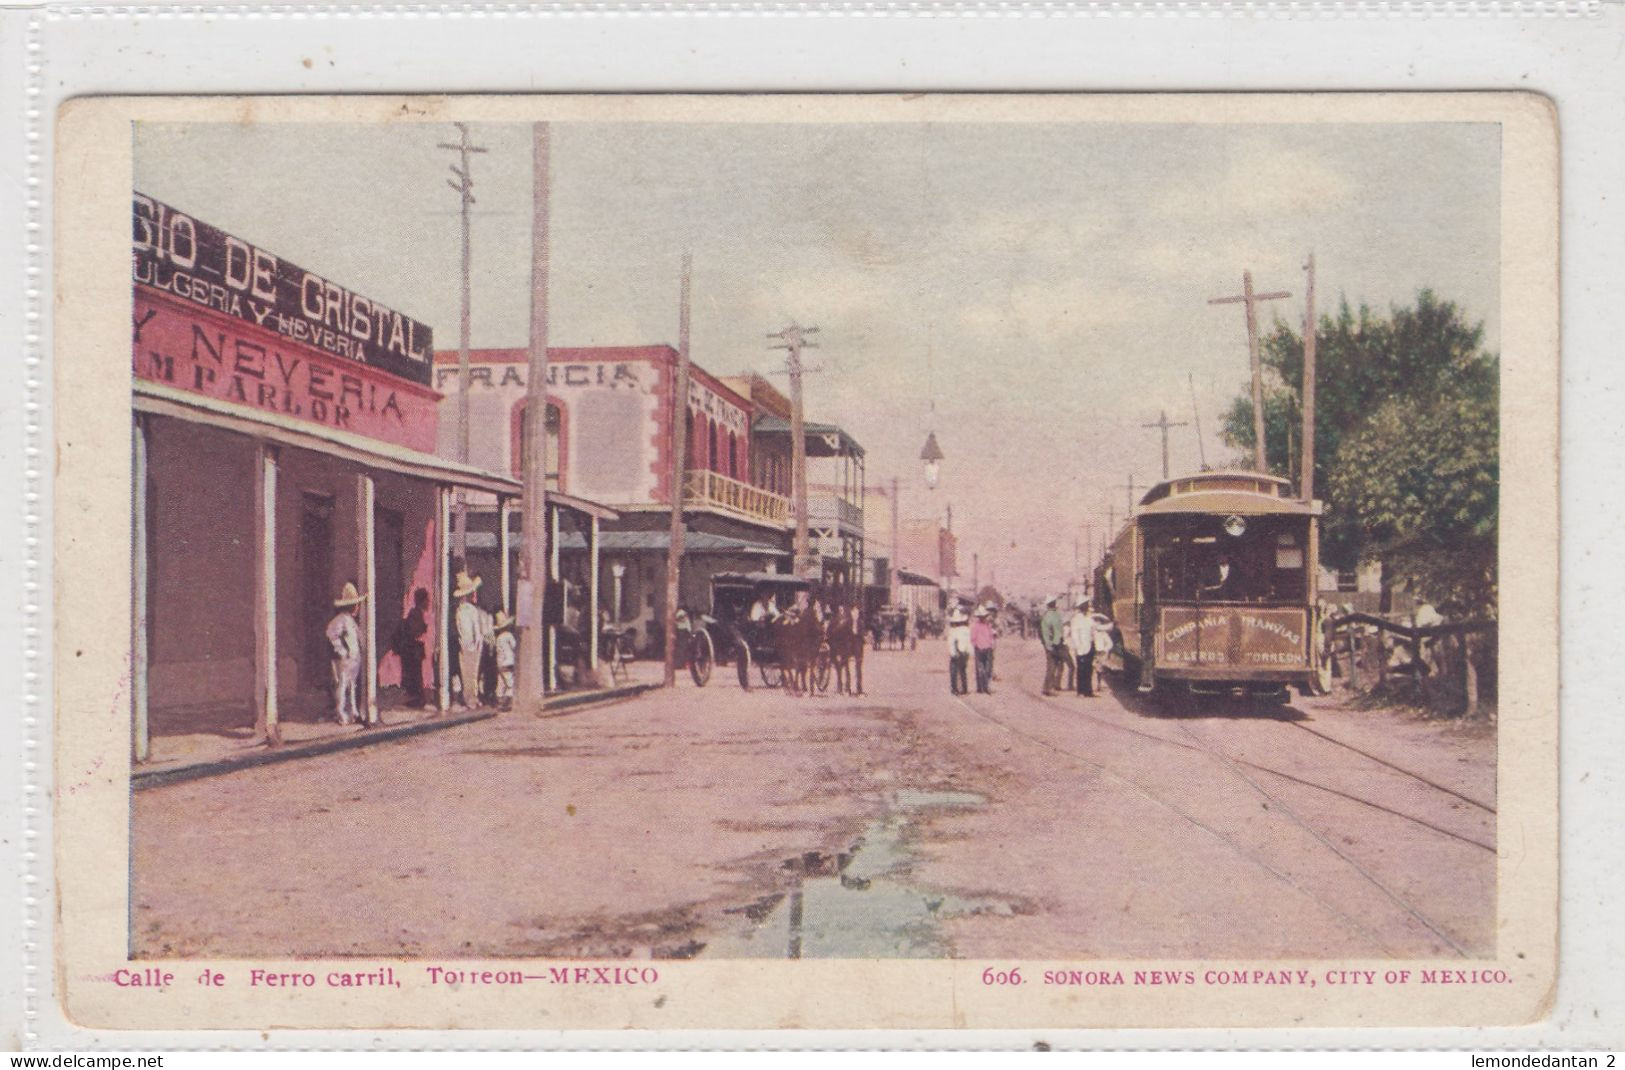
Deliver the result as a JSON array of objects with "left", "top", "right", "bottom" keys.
[{"left": 131, "top": 640, "right": 1495, "bottom": 960}]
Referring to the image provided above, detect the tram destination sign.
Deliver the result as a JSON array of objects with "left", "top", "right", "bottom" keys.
[
  {"left": 1158, "top": 606, "right": 1309, "bottom": 669},
  {"left": 132, "top": 193, "right": 434, "bottom": 387}
]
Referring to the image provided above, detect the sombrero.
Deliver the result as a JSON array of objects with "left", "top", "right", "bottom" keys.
[
  {"left": 333, "top": 581, "right": 367, "bottom": 608},
  {"left": 453, "top": 570, "right": 482, "bottom": 598},
  {"left": 494, "top": 610, "right": 513, "bottom": 632}
]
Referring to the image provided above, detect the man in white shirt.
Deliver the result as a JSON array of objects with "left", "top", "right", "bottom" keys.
[
  {"left": 748, "top": 590, "right": 779, "bottom": 623},
  {"left": 326, "top": 582, "right": 367, "bottom": 725},
  {"left": 453, "top": 570, "right": 484, "bottom": 710},
  {"left": 1068, "top": 598, "right": 1097, "bottom": 697},
  {"left": 946, "top": 606, "right": 972, "bottom": 696}
]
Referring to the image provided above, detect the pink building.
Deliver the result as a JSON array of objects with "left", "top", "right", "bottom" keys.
[
  {"left": 435, "top": 347, "right": 791, "bottom": 653},
  {"left": 130, "top": 193, "right": 519, "bottom": 763}
]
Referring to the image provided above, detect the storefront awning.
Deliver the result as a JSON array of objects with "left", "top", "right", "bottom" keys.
[
  {"left": 897, "top": 569, "right": 941, "bottom": 587},
  {"left": 134, "top": 381, "right": 522, "bottom": 496},
  {"left": 461, "top": 529, "right": 786, "bottom": 555}
]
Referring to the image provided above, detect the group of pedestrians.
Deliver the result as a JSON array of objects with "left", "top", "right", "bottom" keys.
[
  {"left": 942, "top": 593, "right": 1113, "bottom": 699},
  {"left": 1038, "top": 593, "right": 1112, "bottom": 697},
  {"left": 946, "top": 602, "right": 1000, "bottom": 695},
  {"left": 321, "top": 567, "right": 521, "bottom": 727},
  {"left": 451, "top": 569, "right": 518, "bottom": 712}
]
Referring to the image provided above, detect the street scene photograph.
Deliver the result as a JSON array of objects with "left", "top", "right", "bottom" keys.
[{"left": 125, "top": 110, "right": 1501, "bottom": 964}]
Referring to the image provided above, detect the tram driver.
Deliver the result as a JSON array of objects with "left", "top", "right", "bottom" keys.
[{"left": 1202, "top": 552, "right": 1241, "bottom": 600}]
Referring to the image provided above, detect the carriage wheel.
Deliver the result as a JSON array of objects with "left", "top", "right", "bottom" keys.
[
  {"left": 811, "top": 649, "right": 832, "bottom": 693},
  {"left": 736, "top": 641, "right": 753, "bottom": 691},
  {"left": 688, "top": 629, "right": 714, "bottom": 688},
  {"left": 759, "top": 662, "right": 783, "bottom": 689}
]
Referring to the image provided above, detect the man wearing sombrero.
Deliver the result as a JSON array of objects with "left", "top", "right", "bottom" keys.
[
  {"left": 326, "top": 581, "right": 367, "bottom": 726},
  {"left": 452, "top": 569, "right": 484, "bottom": 711}
]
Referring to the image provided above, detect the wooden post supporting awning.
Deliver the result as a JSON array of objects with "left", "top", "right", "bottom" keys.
[
  {"left": 130, "top": 386, "right": 523, "bottom": 755},
  {"left": 253, "top": 441, "right": 280, "bottom": 746},
  {"left": 131, "top": 418, "right": 150, "bottom": 764}
]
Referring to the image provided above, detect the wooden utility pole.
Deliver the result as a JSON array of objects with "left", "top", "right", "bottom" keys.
[
  {"left": 437, "top": 122, "right": 488, "bottom": 560},
  {"left": 1209, "top": 270, "right": 1291, "bottom": 473},
  {"left": 1142, "top": 409, "right": 1189, "bottom": 481},
  {"left": 1188, "top": 373, "right": 1208, "bottom": 470},
  {"left": 889, "top": 475, "right": 901, "bottom": 603},
  {"left": 514, "top": 121, "right": 551, "bottom": 709},
  {"left": 1117, "top": 474, "right": 1140, "bottom": 518},
  {"left": 1301, "top": 251, "right": 1318, "bottom": 503},
  {"left": 663, "top": 254, "right": 692, "bottom": 688},
  {"left": 769, "top": 323, "right": 819, "bottom": 577}
]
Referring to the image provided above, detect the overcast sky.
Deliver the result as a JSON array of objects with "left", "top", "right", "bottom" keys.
[{"left": 135, "top": 119, "right": 1500, "bottom": 597}]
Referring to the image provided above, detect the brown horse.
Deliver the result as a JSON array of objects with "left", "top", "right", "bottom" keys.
[
  {"left": 775, "top": 605, "right": 827, "bottom": 696},
  {"left": 828, "top": 606, "right": 865, "bottom": 695}
]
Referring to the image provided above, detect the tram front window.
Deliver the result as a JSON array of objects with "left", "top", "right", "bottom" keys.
[{"left": 1144, "top": 516, "right": 1308, "bottom": 604}]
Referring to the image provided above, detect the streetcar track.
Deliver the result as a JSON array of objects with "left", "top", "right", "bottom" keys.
[
  {"left": 946, "top": 692, "right": 1397, "bottom": 955},
  {"left": 1284, "top": 720, "right": 1496, "bottom": 814},
  {"left": 953, "top": 672, "right": 1482, "bottom": 957},
  {"left": 1048, "top": 694, "right": 1495, "bottom": 853},
  {"left": 1172, "top": 718, "right": 1470, "bottom": 957}
]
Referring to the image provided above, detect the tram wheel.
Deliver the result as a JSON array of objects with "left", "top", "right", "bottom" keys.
[
  {"left": 1164, "top": 682, "right": 1204, "bottom": 716},
  {"left": 736, "top": 642, "right": 753, "bottom": 691},
  {"left": 688, "top": 629, "right": 714, "bottom": 687}
]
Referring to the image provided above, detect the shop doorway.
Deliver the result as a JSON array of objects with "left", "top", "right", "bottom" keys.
[
  {"left": 375, "top": 505, "right": 405, "bottom": 652},
  {"left": 299, "top": 492, "right": 335, "bottom": 695}
]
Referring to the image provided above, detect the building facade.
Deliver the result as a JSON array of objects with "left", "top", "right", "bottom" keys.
[
  {"left": 435, "top": 347, "right": 791, "bottom": 655},
  {"left": 131, "top": 194, "right": 517, "bottom": 762}
]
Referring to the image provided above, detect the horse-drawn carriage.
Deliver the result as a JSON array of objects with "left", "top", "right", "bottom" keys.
[
  {"left": 679, "top": 572, "right": 864, "bottom": 694},
  {"left": 869, "top": 605, "right": 913, "bottom": 651}
]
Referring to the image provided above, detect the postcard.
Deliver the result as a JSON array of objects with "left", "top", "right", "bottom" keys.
[{"left": 50, "top": 92, "right": 1557, "bottom": 1031}]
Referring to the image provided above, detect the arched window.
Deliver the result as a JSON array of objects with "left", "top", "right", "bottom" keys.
[
  {"left": 729, "top": 432, "right": 739, "bottom": 480},
  {"left": 708, "top": 420, "right": 719, "bottom": 473},
  {"left": 687, "top": 410, "right": 700, "bottom": 470}
]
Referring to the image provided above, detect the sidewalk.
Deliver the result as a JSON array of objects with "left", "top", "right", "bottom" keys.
[{"left": 132, "top": 661, "right": 667, "bottom": 791}]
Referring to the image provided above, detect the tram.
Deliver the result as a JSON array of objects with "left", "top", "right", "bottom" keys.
[{"left": 1097, "top": 470, "right": 1333, "bottom": 703}]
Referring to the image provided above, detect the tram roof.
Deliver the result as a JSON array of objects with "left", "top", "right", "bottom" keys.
[{"left": 1137, "top": 470, "right": 1321, "bottom": 517}]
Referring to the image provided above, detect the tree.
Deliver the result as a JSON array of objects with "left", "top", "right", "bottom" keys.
[{"left": 1220, "top": 290, "right": 1498, "bottom": 614}]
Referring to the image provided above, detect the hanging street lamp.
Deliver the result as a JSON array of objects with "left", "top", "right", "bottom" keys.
[{"left": 919, "top": 430, "right": 945, "bottom": 490}]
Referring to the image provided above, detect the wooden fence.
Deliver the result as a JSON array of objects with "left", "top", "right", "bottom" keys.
[{"left": 1325, "top": 611, "right": 1498, "bottom": 718}]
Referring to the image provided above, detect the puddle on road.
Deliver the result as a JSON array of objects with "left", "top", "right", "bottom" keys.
[{"left": 705, "top": 789, "right": 1009, "bottom": 959}]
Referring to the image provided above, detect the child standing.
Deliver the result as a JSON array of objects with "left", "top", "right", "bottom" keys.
[{"left": 494, "top": 610, "right": 517, "bottom": 711}]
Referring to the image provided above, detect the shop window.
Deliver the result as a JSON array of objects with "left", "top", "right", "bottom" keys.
[{"left": 1336, "top": 568, "right": 1359, "bottom": 593}]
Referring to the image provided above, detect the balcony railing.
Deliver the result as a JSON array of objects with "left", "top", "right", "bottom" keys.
[
  {"left": 684, "top": 469, "right": 790, "bottom": 526},
  {"left": 808, "top": 493, "right": 864, "bottom": 534}
]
